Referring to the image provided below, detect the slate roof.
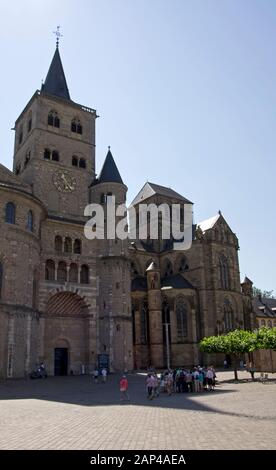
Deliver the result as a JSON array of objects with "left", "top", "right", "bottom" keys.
[
  {"left": 161, "top": 274, "right": 194, "bottom": 290},
  {"left": 97, "top": 150, "right": 124, "bottom": 184},
  {"left": 131, "top": 182, "right": 193, "bottom": 206},
  {"left": 253, "top": 297, "right": 276, "bottom": 318},
  {"left": 197, "top": 214, "right": 221, "bottom": 233},
  {"left": 41, "top": 47, "right": 70, "bottom": 100},
  {"left": 0, "top": 164, "right": 32, "bottom": 194},
  {"left": 131, "top": 276, "right": 147, "bottom": 292}
]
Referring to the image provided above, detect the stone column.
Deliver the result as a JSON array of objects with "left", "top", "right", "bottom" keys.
[
  {"left": 146, "top": 262, "right": 163, "bottom": 368},
  {"left": 7, "top": 314, "right": 15, "bottom": 378}
]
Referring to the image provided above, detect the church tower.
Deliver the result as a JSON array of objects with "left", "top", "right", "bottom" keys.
[
  {"left": 12, "top": 42, "right": 97, "bottom": 219},
  {"left": 90, "top": 149, "right": 133, "bottom": 372}
]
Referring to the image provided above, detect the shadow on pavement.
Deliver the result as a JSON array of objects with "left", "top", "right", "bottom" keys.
[{"left": 0, "top": 372, "right": 270, "bottom": 422}]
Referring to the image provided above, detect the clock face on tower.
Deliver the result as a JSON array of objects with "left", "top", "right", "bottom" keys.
[{"left": 53, "top": 170, "right": 77, "bottom": 193}]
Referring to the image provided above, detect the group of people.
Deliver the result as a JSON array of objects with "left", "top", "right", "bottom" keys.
[
  {"left": 146, "top": 366, "right": 216, "bottom": 399},
  {"left": 92, "top": 367, "right": 108, "bottom": 383}
]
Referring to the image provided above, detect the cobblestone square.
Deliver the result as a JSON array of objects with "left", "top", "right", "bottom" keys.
[{"left": 0, "top": 370, "right": 275, "bottom": 450}]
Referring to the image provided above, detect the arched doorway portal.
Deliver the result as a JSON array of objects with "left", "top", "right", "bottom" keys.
[{"left": 44, "top": 292, "right": 89, "bottom": 376}]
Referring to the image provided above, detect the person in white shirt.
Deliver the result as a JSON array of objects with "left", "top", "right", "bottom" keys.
[{"left": 101, "top": 367, "right": 107, "bottom": 383}]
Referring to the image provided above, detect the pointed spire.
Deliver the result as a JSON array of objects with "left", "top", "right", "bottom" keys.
[
  {"left": 98, "top": 148, "right": 124, "bottom": 184},
  {"left": 42, "top": 46, "right": 70, "bottom": 100}
]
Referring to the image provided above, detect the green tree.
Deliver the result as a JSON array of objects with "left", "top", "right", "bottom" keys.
[
  {"left": 200, "top": 330, "right": 257, "bottom": 380},
  {"left": 252, "top": 286, "right": 275, "bottom": 299},
  {"left": 256, "top": 327, "right": 276, "bottom": 350}
]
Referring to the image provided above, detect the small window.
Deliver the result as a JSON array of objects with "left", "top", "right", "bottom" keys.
[
  {"left": 64, "top": 237, "right": 72, "bottom": 253},
  {"left": 45, "top": 260, "right": 55, "bottom": 281},
  {"left": 79, "top": 158, "right": 86, "bottom": 169},
  {"left": 48, "top": 113, "right": 54, "bottom": 126},
  {"left": 54, "top": 116, "right": 60, "bottom": 128},
  {"left": 80, "top": 265, "right": 89, "bottom": 284},
  {"left": 27, "top": 210, "right": 34, "bottom": 232},
  {"left": 73, "top": 239, "right": 81, "bottom": 254},
  {"left": 72, "top": 156, "right": 78, "bottom": 166},
  {"left": 55, "top": 235, "right": 62, "bottom": 252},
  {"left": 116, "top": 282, "right": 120, "bottom": 289},
  {"left": 24, "top": 151, "right": 31, "bottom": 168},
  {"left": 101, "top": 193, "right": 105, "bottom": 204},
  {"left": 48, "top": 111, "right": 60, "bottom": 128},
  {"left": 69, "top": 263, "right": 78, "bottom": 283},
  {"left": 5, "top": 202, "right": 16, "bottom": 224},
  {"left": 71, "top": 119, "right": 82, "bottom": 134},
  {"left": 28, "top": 118, "right": 32, "bottom": 132},
  {"left": 57, "top": 261, "right": 67, "bottom": 282},
  {"left": 52, "top": 150, "right": 59, "bottom": 162},
  {"left": 19, "top": 131, "right": 23, "bottom": 145},
  {"left": 15, "top": 165, "right": 20, "bottom": 175},
  {"left": 44, "top": 148, "right": 51, "bottom": 160}
]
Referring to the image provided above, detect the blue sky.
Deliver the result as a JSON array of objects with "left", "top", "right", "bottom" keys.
[{"left": 0, "top": 0, "right": 275, "bottom": 292}]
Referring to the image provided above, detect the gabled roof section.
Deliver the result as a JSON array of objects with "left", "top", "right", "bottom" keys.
[
  {"left": 197, "top": 212, "right": 234, "bottom": 235},
  {"left": 41, "top": 47, "right": 70, "bottom": 100},
  {"left": 98, "top": 149, "right": 124, "bottom": 184},
  {"left": 161, "top": 274, "right": 194, "bottom": 290},
  {"left": 253, "top": 297, "right": 276, "bottom": 318},
  {"left": 131, "top": 182, "right": 193, "bottom": 206},
  {"left": 197, "top": 214, "right": 221, "bottom": 233},
  {"left": 0, "top": 164, "right": 32, "bottom": 194}
]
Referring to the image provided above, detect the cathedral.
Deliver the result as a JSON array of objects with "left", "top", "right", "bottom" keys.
[{"left": 0, "top": 43, "right": 255, "bottom": 378}]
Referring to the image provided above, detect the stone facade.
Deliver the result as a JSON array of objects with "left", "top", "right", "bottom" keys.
[{"left": 0, "top": 45, "right": 256, "bottom": 378}]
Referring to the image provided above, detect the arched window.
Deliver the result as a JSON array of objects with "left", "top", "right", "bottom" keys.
[
  {"left": 164, "top": 259, "right": 173, "bottom": 277},
  {"left": 80, "top": 265, "right": 89, "bottom": 284},
  {"left": 268, "top": 320, "right": 272, "bottom": 328},
  {"left": 24, "top": 151, "right": 31, "bottom": 168},
  {"left": 69, "top": 263, "right": 78, "bottom": 283},
  {"left": 223, "top": 299, "right": 234, "bottom": 332},
  {"left": 79, "top": 158, "right": 86, "bottom": 169},
  {"left": 44, "top": 148, "right": 51, "bottom": 160},
  {"left": 55, "top": 235, "right": 62, "bottom": 253},
  {"left": 140, "top": 300, "right": 149, "bottom": 344},
  {"left": 27, "top": 210, "right": 34, "bottom": 232},
  {"left": 131, "top": 262, "right": 139, "bottom": 276},
  {"left": 5, "top": 202, "right": 16, "bottom": 224},
  {"left": 48, "top": 111, "right": 60, "bottom": 128},
  {"left": 178, "top": 256, "right": 189, "bottom": 273},
  {"left": 73, "top": 239, "right": 81, "bottom": 254},
  {"left": 64, "top": 237, "right": 72, "bottom": 253},
  {"left": 45, "top": 260, "right": 55, "bottom": 281},
  {"left": 274, "top": 320, "right": 276, "bottom": 328},
  {"left": 28, "top": 113, "right": 32, "bottom": 132},
  {"left": 71, "top": 119, "right": 82, "bottom": 134},
  {"left": 176, "top": 296, "right": 188, "bottom": 341},
  {"left": 57, "top": 261, "right": 67, "bottom": 282},
  {"left": 260, "top": 319, "right": 266, "bottom": 327},
  {"left": 0, "top": 262, "right": 3, "bottom": 299},
  {"left": 52, "top": 150, "right": 59, "bottom": 162},
  {"left": 219, "top": 255, "right": 230, "bottom": 290},
  {"left": 72, "top": 156, "right": 78, "bottom": 166}
]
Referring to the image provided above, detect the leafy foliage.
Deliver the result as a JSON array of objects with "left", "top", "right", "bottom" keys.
[
  {"left": 255, "top": 327, "right": 276, "bottom": 351},
  {"left": 252, "top": 286, "right": 275, "bottom": 299},
  {"left": 200, "top": 329, "right": 257, "bottom": 355}
]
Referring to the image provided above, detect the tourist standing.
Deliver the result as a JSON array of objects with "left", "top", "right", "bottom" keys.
[
  {"left": 120, "top": 375, "right": 130, "bottom": 401},
  {"left": 101, "top": 367, "right": 107, "bottom": 383}
]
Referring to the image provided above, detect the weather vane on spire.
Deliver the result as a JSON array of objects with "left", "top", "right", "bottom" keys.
[{"left": 53, "top": 26, "right": 63, "bottom": 48}]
